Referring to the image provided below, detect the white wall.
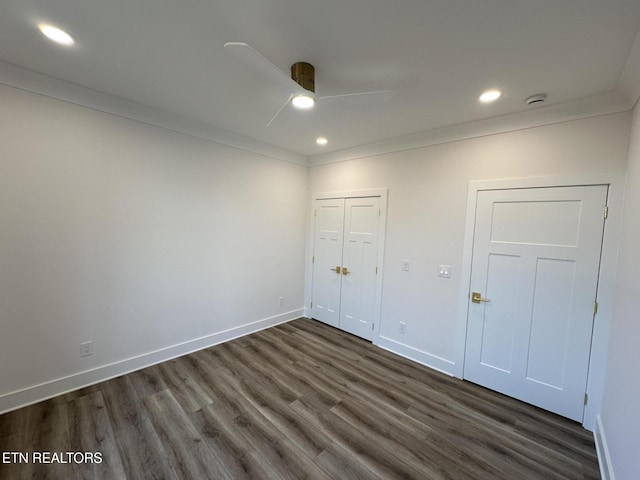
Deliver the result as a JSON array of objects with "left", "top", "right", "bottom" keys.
[
  {"left": 309, "top": 112, "right": 631, "bottom": 426},
  {"left": 0, "top": 84, "right": 308, "bottom": 412},
  {"left": 1, "top": 76, "right": 636, "bottom": 477},
  {"left": 598, "top": 105, "right": 640, "bottom": 480}
]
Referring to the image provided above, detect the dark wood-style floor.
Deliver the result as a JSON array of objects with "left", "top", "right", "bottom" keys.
[{"left": 0, "top": 318, "right": 600, "bottom": 479}]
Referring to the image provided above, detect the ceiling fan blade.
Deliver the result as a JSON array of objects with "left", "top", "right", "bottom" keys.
[
  {"left": 266, "top": 95, "right": 293, "bottom": 127},
  {"left": 224, "top": 42, "right": 305, "bottom": 94},
  {"left": 318, "top": 90, "right": 395, "bottom": 105}
]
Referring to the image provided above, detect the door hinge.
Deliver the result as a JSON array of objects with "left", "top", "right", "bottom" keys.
[
  {"left": 371, "top": 323, "right": 374, "bottom": 331},
  {"left": 375, "top": 266, "right": 378, "bottom": 274},
  {"left": 594, "top": 301, "right": 598, "bottom": 315},
  {"left": 603, "top": 206, "right": 609, "bottom": 219},
  {"left": 314, "top": 210, "right": 317, "bottom": 217},
  {"left": 584, "top": 393, "right": 588, "bottom": 405},
  {"left": 310, "top": 302, "right": 313, "bottom": 308},
  {"left": 312, "top": 256, "right": 315, "bottom": 264}
]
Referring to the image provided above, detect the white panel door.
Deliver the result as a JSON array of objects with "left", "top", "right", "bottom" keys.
[
  {"left": 339, "top": 197, "right": 380, "bottom": 341},
  {"left": 311, "top": 197, "right": 381, "bottom": 341},
  {"left": 310, "top": 199, "right": 345, "bottom": 327},
  {"left": 464, "top": 185, "right": 607, "bottom": 421}
]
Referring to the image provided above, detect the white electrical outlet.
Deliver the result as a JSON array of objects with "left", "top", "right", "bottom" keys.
[
  {"left": 80, "top": 341, "right": 93, "bottom": 357},
  {"left": 402, "top": 260, "right": 410, "bottom": 272},
  {"left": 279, "top": 297, "right": 285, "bottom": 307},
  {"left": 399, "top": 322, "right": 407, "bottom": 334}
]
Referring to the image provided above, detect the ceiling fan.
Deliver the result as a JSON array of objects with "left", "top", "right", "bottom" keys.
[{"left": 224, "top": 42, "right": 394, "bottom": 126}]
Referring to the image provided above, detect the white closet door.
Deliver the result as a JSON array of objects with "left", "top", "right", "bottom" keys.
[
  {"left": 310, "top": 199, "right": 345, "bottom": 327},
  {"left": 464, "top": 185, "right": 607, "bottom": 421},
  {"left": 311, "top": 196, "right": 381, "bottom": 341},
  {"left": 339, "top": 197, "right": 380, "bottom": 341}
]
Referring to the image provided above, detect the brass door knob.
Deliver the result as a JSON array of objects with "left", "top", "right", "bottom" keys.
[
  {"left": 342, "top": 267, "right": 350, "bottom": 275},
  {"left": 471, "top": 292, "right": 490, "bottom": 303},
  {"left": 330, "top": 266, "right": 341, "bottom": 274}
]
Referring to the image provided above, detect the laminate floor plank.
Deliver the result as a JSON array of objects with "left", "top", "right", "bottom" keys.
[
  {"left": 0, "top": 435, "right": 26, "bottom": 480},
  {"left": 330, "top": 397, "right": 453, "bottom": 479},
  {"left": 301, "top": 349, "right": 418, "bottom": 411},
  {"left": 157, "top": 358, "right": 214, "bottom": 413},
  {"left": 222, "top": 341, "right": 302, "bottom": 404},
  {"left": 290, "top": 329, "right": 365, "bottom": 364},
  {"left": 232, "top": 338, "right": 321, "bottom": 399},
  {"left": 0, "top": 408, "right": 26, "bottom": 440},
  {"left": 216, "top": 365, "right": 333, "bottom": 459},
  {"left": 514, "top": 415, "right": 599, "bottom": 465},
  {"left": 249, "top": 328, "right": 306, "bottom": 364},
  {"left": 67, "top": 391, "right": 127, "bottom": 480},
  {"left": 196, "top": 366, "right": 320, "bottom": 480},
  {"left": 279, "top": 329, "right": 365, "bottom": 372},
  {"left": 408, "top": 404, "right": 586, "bottom": 480},
  {"left": 331, "top": 395, "right": 508, "bottom": 480},
  {"left": 290, "top": 394, "right": 432, "bottom": 480},
  {"left": 98, "top": 376, "right": 176, "bottom": 480},
  {"left": 128, "top": 365, "right": 168, "bottom": 400},
  {"left": 334, "top": 395, "right": 432, "bottom": 447},
  {"left": 197, "top": 369, "right": 333, "bottom": 480},
  {"left": 143, "top": 389, "right": 231, "bottom": 480},
  {"left": 178, "top": 351, "right": 236, "bottom": 409},
  {"left": 189, "top": 406, "right": 269, "bottom": 480},
  {"left": 287, "top": 357, "right": 351, "bottom": 409},
  {"left": 198, "top": 340, "right": 244, "bottom": 371},
  {"left": 362, "top": 348, "right": 463, "bottom": 394},
  {"left": 0, "top": 317, "right": 601, "bottom": 479},
  {"left": 314, "top": 441, "right": 382, "bottom": 480},
  {"left": 21, "top": 400, "right": 74, "bottom": 480},
  {"left": 274, "top": 330, "right": 418, "bottom": 411}
]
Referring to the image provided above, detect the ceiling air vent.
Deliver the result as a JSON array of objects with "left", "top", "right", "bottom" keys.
[{"left": 525, "top": 93, "right": 547, "bottom": 106}]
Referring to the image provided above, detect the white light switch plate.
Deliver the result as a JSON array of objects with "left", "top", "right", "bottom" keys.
[{"left": 438, "top": 265, "right": 451, "bottom": 278}]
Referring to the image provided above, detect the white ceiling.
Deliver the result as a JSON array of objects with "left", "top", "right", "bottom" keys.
[{"left": 1, "top": 0, "right": 640, "bottom": 158}]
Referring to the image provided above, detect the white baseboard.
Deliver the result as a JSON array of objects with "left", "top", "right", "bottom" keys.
[
  {"left": 594, "top": 414, "right": 616, "bottom": 480},
  {"left": 375, "top": 335, "right": 455, "bottom": 376},
  {"left": 0, "top": 309, "right": 303, "bottom": 414}
]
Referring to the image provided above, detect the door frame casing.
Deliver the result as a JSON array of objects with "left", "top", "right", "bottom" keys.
[
  {"left": 454, "top": 174, "right": 624, "bottom": 429},
  {"left": 305, "top": 188, "right": 388, "bottom": 343}
]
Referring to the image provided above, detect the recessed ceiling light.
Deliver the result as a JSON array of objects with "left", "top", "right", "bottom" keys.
[
  {"left": 316, "top": 137, "right": 328, "bottom": 146},
  {"left": 479, "top": 89, "right": 502, "bottom": 103},
  {"left": 291, "top": 94, "right": 315, "bottom": 109},
  {"left": 38, "top": 23, "right": 75, "bottom": 46}
]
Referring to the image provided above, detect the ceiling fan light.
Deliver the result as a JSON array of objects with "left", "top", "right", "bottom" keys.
[{"left": 292, "top": 94, "right": 315, "bottom": 109}]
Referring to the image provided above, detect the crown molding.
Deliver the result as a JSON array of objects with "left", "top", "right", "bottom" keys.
[
  {"left": 0, "top": 61, "right": 308, "bottom": 166},
  {"left": 308, "top": 92, "right": 632, "bottom": 167},
  {"left": 2, "top": 59, "right": 636, "bottom": 170},
  {"left": 618, "top": 26, "right": 640, "bottom": 110}
]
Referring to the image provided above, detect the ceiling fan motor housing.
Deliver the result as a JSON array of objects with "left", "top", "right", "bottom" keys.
[{"left": 291, "top": 62, "right": 315, "bottom": 92}]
